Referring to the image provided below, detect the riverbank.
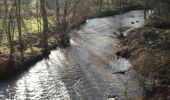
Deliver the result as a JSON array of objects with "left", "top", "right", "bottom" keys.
[
  {"left": 70, "top": 5, "right": 144, "bottom": 29},
  {"left": 0, "top": 34, "right": 60, "bottom": 80},
  {"left": 0, "top": 5, "right": 144, "bottom": 80},
  {"left": 117, "top": 18, "right": 170, "bottom": 99}
]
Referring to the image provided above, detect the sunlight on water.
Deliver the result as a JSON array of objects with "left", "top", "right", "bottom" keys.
[
  {"left": 70, "top": 38, "right": 77, "bottom": 47},
  {"left": 49, "top": 49, "right": 67, "bottom": 66},
  {"left": 0, "top": 49, "right": 71, "bottom": 100}
]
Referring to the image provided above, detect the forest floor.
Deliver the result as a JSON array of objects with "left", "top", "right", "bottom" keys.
[{"left": 117, "top": 17, "right": 170, "bottom": 99}]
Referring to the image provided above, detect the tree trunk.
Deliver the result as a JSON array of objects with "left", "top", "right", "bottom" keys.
[
  {"left": 56, "top": 0, "right": 60, "bottom": 22},
  {"left": 16, "top": 0, "right": 24, "bottom": 61},
  {"left": 5, "top": 1, "right": 14, "bottom": 65},
  {"left": 99, "top": 0, "right": 103, "bottom": 15},
  {"left": 59, "top": 0, "right": 70, "bottom": 47},
  {"left": 7, "top": 16, "right": 14, "bottom": 66},
  {"left": 62, "top": 0, "right": 69, "bottom": 34},
  {"left": 158, "top": 0, "right": 163, "bottom": 16},
  {"left": 144, "top": 0, "right": 147, "bottom": 19},
  {"left": 107, "top": 0, "right": 110, "bottom": 9},
  {"left": 40, "top": 0, "right": 49, "bottom": 54}
]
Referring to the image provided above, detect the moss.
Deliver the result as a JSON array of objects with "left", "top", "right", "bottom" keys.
[
  {"left": 0, "top": 47, "right": 10, "bottom": 53},
  {"left": 25, "top": 47, "right": 43, "bottom": 56}
]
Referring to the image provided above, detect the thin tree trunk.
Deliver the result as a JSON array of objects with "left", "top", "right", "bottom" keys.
[
  {"left": 62, "top": 0, "right": 69, "bottom": 34},
  {"left": 144, "top": 0, "right": 147, "bottom": 19},
  {"left": 107, "top": 0, "right": 110, "bottom": 9},
  {"left": 72, "top": 3, "right": 77, "bottom": 22},
  {"left": 56, "top": 0, "right": 60, "bottom": 22},
  {"left": 5, "top": 1, "right": 14, "bottom": 65},
  {"left": 40, "top": 0, "right": 49, "bottom": 54},
  {"left": 16, "top": 0, "right": 24, "bottom": 61},
  {"left": 158, "top": 0, "right": 163, "bottom": 16},
  {"left": 99, "top": 0, "right": 103, "bottom": 15},
  {"left": 36, "top": 0, "right": 40, "bottom": 33}
]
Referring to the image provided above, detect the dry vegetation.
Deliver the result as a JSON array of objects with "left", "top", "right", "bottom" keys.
[{"left": 118, "top": 26, "right": 170, "bottom": 99}]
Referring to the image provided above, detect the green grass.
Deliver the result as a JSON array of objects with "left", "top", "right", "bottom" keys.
[
  {"left": 0, "top": 16, "right": 56, "bottom": 48},
  {"left": 24, "top": 16, "right": 56, "bottom": 33},
  {"left": 0, "top": 16, "right": 56, "bottom": 33}
]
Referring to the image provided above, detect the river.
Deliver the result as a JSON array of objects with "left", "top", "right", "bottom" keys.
[{"left": 0, "top": 10, "right": 150, "bottom": 100}]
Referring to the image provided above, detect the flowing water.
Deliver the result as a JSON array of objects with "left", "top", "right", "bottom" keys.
[{"left": 0, "top": 10, "right": 149, "bottom": 100}]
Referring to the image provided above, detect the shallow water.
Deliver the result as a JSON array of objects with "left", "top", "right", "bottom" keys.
[{"left": 0, "top": 10, "right": 147, "bottom": 100}]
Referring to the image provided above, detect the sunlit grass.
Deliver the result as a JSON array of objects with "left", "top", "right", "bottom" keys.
[
  {"left": 24, "top": 16, "right": 56, "bottom": 33},
  {"left": 0, "top": 16, "right": 56, "bottom": 48},
  {"left": 25, "top": 47, "right": 43, "bottom": 56}
]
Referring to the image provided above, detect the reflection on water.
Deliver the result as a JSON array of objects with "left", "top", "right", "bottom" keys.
[{"left": 0, "top": 10, "right": 147, "bottom": 100}]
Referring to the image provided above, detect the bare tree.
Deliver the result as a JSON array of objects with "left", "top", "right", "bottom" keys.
[
  {"left": 16, "top": 0, "right": 24, "bottom": 60},
  {"left": 4, "top": 0, "right": 15, "bottom": 65}
]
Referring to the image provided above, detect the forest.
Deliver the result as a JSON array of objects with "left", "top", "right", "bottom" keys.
[{"left": 0, "top": 0, "right": 170, "bottom": 100}]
